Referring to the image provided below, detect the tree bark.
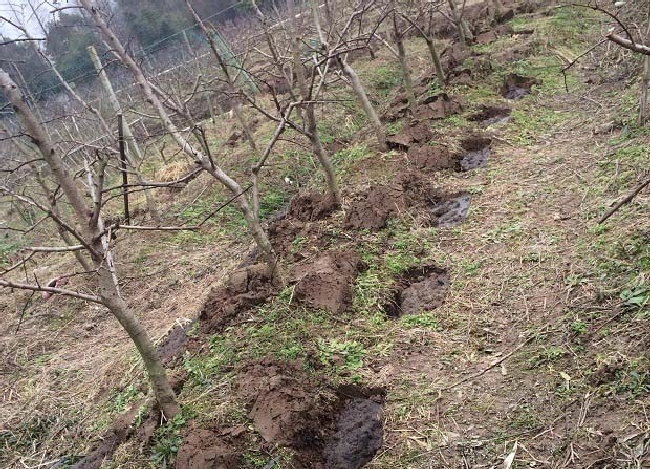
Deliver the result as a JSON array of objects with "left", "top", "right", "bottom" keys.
[
  {"left": 338, "top": 58, "right": 388, "bottom": 149},
  {"left": 0, "top": 68, "right": 181, "bottom": 419},
  {"left": 393, "top": 13, "right": 417, "bottom": 115},
  {"left": 287, "top": 0, "right": 341, "bottom": 204},
  {"left": 87, "top": 45, "right": 161, "bottom": 223}
]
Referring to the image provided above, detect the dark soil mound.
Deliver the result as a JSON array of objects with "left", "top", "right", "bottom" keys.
[
  {"left": 290, "top": 250, "right": 363, "bottom": 313},
  {"left": 344, "top": 185, "right": 406, "bottom": 230},
  {"left": 288, "top": 192, "right": 338, "bottom": 221},
  {"left": 407, "top": 145, "right": 458, "bottom": 171},
  {"left": 413, "top": 93, "right": 467, "bottom": 122},
  {"left": 384, "top": 265, "right": 450, "bottom": 316},
  {"left": 176, "top": 427, "right": 243, "bottom": 469},
  {"left": 459, "top": 135, "right": 493, "bottom": 171},
  {"left": 383, "top": 92, "right": 466, "bottom": 122},
  {"left": 199, "top": 264, "right": 274, "bottom": 333},
  {"left": 400, "top": 171, "right": 471, "bottom": 225},
  {"left": 235, "top": 360, "right": 328, "bottom": 453},
  {"left": 386, "top": 122, "right": 434, "bottom": 151},
  {"left": 323, "top": 399, "right": 383, "bottom": 469},
  {"left": 501, "top": 73, "right": 541, "bottom": 99},
  {"left": 469, "top": 105, "right": 512, "bottom": 127}
]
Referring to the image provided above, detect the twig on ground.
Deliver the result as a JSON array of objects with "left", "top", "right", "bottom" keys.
[{"left": 599, "top": 176, "right": 650, "bottom": 224}]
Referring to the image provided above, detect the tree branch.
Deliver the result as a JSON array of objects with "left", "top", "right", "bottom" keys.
[{"left": 0, "top": 278, "right": 103, "bottom": 304}]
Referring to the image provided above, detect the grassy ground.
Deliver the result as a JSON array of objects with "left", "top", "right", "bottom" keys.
[{"left": 1, "top": 2, "right": 649, "bottom": 468}]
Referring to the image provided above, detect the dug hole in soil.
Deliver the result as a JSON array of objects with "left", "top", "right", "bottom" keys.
[
  {"left": 383, "top": 265, "right": 451, "bottom": 317},
  {"left": 177, "top": 360, "right": 385, "bottom": 469}
]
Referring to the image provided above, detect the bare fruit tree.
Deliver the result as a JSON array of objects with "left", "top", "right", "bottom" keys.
[{"left": 0, "top": 70, "right": 182, "bottom": 419}]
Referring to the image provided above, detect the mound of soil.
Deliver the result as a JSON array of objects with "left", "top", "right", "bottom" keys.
[
  {"left": 199, "top": 264, "right": 274, "bottom": 333},
  {"left": 413, "top": 93, "right": 467, "bottom": 122},
  {"left": 384, "top": 265, "right": 450, "bottom": 316},
  {"left": 176, "top": 427, "right": 243, "bottom": 469},
  {"left": 469, "top": 105, "right": 512, "bottom": 127},
  {"left": 386, "top": 122, "right": 434, "bottom": 151},
  {"left": 235, "top": 360, "right": 327, "bottom": 452},
  {"left": 235, "top": 361, "right": 385, "bottom": 468},
  {"left": 344, "top": 185, "right": 406, "bottom": 230},
  {"left": 290, "top": 250, "right": 363, "bottom": 314},
  {"left": 287, "top": 192, "right": 338, "bottom": 221},
  {"left": 501, "top": 73, "right": 541, "bottom": 99},
  {"left": 407, "top": 144, "right": 458, "bottom": 171},
  {"left": 383, "top": 92, "right": 466, "bottom": 122},
  {"left": 459, "top": 135, "right": 493, "bottom": 171},
  {"left": 323, "top": 398, "right": 383, "bottom": 469}
]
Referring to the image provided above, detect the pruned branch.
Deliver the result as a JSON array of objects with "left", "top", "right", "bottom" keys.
[
  {"left": 606, "top": 32, "right": 650, "bottom": 55},
  {"left": 0, "top": 278, "right": 103, "bottom": 304}
]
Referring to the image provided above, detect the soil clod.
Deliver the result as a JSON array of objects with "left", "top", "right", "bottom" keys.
[
  {"left": 199, "top": 264, "right": 274, "bottom": 333},
  {"left": 344, "top": 185, "right": 406, "bottom": 230},
  {"left": 290, "top": 250, "right": 363, "bottom": 314},
  {"left": 158, "top": 321, "right": 193, "bottom": 366},
  {"left": 407, "top": 145, "right": 457, "bottom": 171},
  {"left": 176, "top": 427, "right": 242, "bottom": 469},
  {"left": 288, "top": 192, "right": 338, "bottom": 222},
  {"left": 386, "top": 122, "right": 434, "bottom": 151}
]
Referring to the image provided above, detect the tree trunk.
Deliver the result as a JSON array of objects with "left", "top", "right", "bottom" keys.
[
  {"left": 338, "top": 58, "right": 388, "bottom": 150},
  {"left": 641, "top": 55, "right": 649, "bottom": 125},
  {"left": 287, "top": 0, "right": 341, "bottom": 204},
  {"left": 87, "top": 45, "right": 161, "bottom": 223},
  {"left": 393, "top": 14, "right": 417, "bottom": 115},
  {"left": 0, "top": 68, "right": 181, "bottom": 419},
  {"left": 185, "top": 1, "right": 258, "bottom": 152},
  {"left": 425, "top": 37, "right": 446, "bottom": 87},
  {"left": 95, "top": 260, "right": 180, "bottom": 418}
]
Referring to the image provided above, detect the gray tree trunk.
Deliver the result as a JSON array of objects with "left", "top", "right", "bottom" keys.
[{"left": 0, "top": 68, "right": 181, "bottom": 419}]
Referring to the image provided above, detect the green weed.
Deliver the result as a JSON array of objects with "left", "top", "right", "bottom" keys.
[{"left": 400, "top": 312, "right": 442, "bottom": 330}]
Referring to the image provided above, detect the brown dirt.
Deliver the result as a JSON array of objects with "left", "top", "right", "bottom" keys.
[
  {"left": 231, "top": 360, "right": 386, "bottom": 469},
  {"left": 199, "top": 264, "right": 274, "bottom": 333},
  {"left": 287, "top": 192, "right": 338, "bottom": 222},
  {"left": 344, "top": 185, "right": 407, "bottom": 230},
  {"left": 501, "top": 73, "right": 542, "bottom": 99},
  {"left": 290, "top": 250, "right": 363, "bottom": 314},
  {"left": 158, "top": 322, "right": 193, "bottom": 367},
  {"left": 383, "top": 92, "right": 466, "bottom": 122},
  {"left": 383, "top": 265, "right": 450, "bottom": 316},
  {"left": 176, "top": 426, "right": 244, "bottom": 469},
  {"left": 386, "top": 122, "right": 434, "bottom": 151},
  {"left": 407, "top": 145, "right": 458, "bottom": 171},
  {"left": 469, "top": 104, "right": 512, "bottom": 127}
]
